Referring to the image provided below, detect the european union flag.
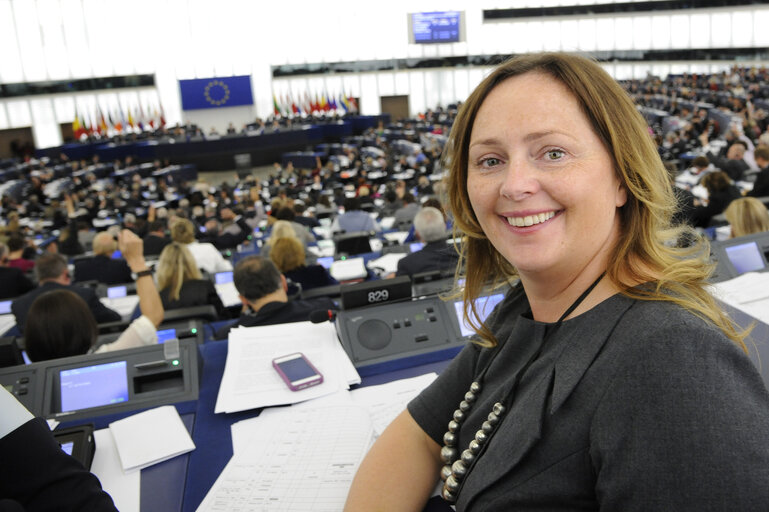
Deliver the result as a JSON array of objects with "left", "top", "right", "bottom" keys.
[{"left": 179, "top": 75, "right": 254, "bottom": 110}]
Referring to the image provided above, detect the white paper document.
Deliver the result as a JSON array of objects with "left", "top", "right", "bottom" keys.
[
  {"left": 710, "top": 272, "right": 769, "bottom": 324},
  {"left": 367, "top": 252, "right": 408, "bottom": 275},
  {"left": 100, "top": 295, "right": 140, "bottom": 321},
  {"left": 196, "top": 405, "right": 374, "bottom": 512},
  {"left": 91, "top": 428, "right": 141, "bottom": 512},
  {"left": 214, "top": 322, "right": 360, "bottom": 414},
  {"left": 109, "top": 405, "right": 195, "bottom": 473}
]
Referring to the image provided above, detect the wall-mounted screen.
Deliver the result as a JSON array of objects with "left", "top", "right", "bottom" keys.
[
  {"left": 409, "top": 11, "right": 464, "bottom": 44},
  {"left": 59, "top": 361, "right": 129, "bottom": 412}
]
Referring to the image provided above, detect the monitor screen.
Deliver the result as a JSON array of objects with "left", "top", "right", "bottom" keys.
[
  {"left": 317, "top": 256, "right": 334, "bottom": 269},
  {"left": 725, "top": 241, "right": 766, "bottom": 275},
  {"left": 59, "top": 361, "right": 129, "bottom": 412},
  {"left": 156, "top": 328, "right": 177, "bottom": 344},
  {"left": 411, "top": 11, "right": 461, "bottom": 44},
  {"left": 409, "top": 242, "right": 425, "bottom": 253},
  {"left": 215, "top": 271, "right": 234, "bottom": 284},
  {"left": 107, "top": 285, "right": 127, "bottom": 299},
  {"left": 453, "top": 293, "right": 505, "bottom": 338},
  {"left": 60, "top": 441, "right": 74, "bottom": 456},
  {"left": 0, "top": 300, "right": 11, "bottom": 315}
]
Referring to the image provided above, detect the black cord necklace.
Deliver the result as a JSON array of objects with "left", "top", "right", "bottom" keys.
[{"left": 439, "top": 272, "right": 606, "bottom": 503}]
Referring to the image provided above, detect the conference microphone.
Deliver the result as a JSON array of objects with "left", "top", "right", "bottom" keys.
[{"left": 309, "top": 309, "right": 337, "bottom": 324}]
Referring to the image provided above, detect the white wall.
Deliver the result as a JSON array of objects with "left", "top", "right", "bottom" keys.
[{"left": 1, "top": 0, "right": 769, "bottom": 150}]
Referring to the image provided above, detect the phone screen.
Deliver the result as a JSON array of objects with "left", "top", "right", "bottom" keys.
[{"left": 277, "top": 356, "right": 318, "bottom": 382}]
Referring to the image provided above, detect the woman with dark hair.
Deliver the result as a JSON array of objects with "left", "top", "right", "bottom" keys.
[
  {"left": 156, "top": 242, "right": 227, "bottom": 318},
  {"left": 345, "top": 53, "right": 769, "bottom": 510},
  {"left": 691, "top": 170, "right": 741, "bottom": 227},
  {"left": 24, "top": 230, "right": 164, "bottom": 362}
]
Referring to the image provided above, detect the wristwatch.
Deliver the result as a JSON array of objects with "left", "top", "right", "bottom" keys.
[{"left": 133, "top": 269, "right": 153, "bottom": 280}]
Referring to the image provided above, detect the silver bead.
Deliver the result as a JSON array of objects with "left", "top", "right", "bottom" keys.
[
  {"left": 469, "top": 440, "right": 481, "bottom": 454},
  {"left": 464, "top": 391, "right": 476, "bottom": 404},
  {"left": 470, "top": 381, "right": 482, "bottom": 394},
  {"left": 440, "top": 464, "right": 453, "bottom": 481},
  {"left": 451, "top": 460, "right": 468, "bottom": 479},
  {"left": 443, "top": 431, "right": 457, "bottom": 446},
  {"left": 453, "top": 409, "right": 465, "bottom": 422},
  {"left": 445, "top": 475, "right": 460, "bottom": 493},
  {"left": 441, "top": 487, "right": 456, "bottom": 502},
  {"left": 440, "top": 446, "right": 458, "bottom": 464},
  {"left": 487, "top": 412, "right": 499, "bottom": 426},
  {"left": 459, "top": 400, "right": 471, "bottom": 412},
  {"left": 493, "top": 402, "right": 506, "bottom": 416},
  {"left": 448, "top": 420, "right": 460, "bottom": 432},
  {"left": 460, "top": 448, "right": 475, "bottom": 465},
  {"left": 475, "top": 430, "right": 488, "bottom": 444},
  {"left": 481, "top": 420, "right": 495, "bottom": 434}
]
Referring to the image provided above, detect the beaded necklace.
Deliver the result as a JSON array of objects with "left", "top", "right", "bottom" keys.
[{"left": 439, "top": 273, "right": 606, "bottom": 503}]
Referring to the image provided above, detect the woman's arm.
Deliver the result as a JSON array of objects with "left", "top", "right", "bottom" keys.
[
  {"left": 118, "top": 229, "right": 164, "bottom": 327},
  {"left": 344, "top": 409, "right": 442, "bottom": 512}
]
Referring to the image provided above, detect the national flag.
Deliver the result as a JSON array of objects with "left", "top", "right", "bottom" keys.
[
  {"left": 137, "top": 105, "right": 145, "bottom": 131},
  {"left": 159, "top": 105, "right": 166, "bottom": 128},
  {"left": 111, "top": 110, "right": 123, "bottom": 133},
  {"left": 290, "top": 92, "right": 300, "bottom": 115},
  {"left": 319, "top": 93, "right": 328, "bottom": 112},
  {"left": 72, "top": 109, "right": 86, "bottom": 139},
  {"left": 329, "top": 94, "right": 337, "bottom": 112},
  {"left": 98, "top": 107, "right": 108, "bottom": 134},
  {"left": 339, "top": 93, "right": 349, "bottom": 113},
  {"left": 273, "top": 94, "right": 281, "bottom": 116},
  {"left": 149, "top": 108, "right": 157, "bottom": 129},
  {"left": 127, "top": 108, "right": 135, "bottom": 129},
  {"left": 348, "top": 94, "right": 358, "bottom": 113},
  {"left": 303, "top": 92, "right": 312, "bottom": 115}
]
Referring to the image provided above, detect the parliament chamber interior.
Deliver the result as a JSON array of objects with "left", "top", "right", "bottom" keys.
[{"left": 3, "top": 1, "right": 769, "bottom": 511}]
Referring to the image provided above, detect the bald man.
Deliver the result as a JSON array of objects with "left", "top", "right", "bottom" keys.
[{"left": 73, "top": 231, "right": 133, "bottom": 285}]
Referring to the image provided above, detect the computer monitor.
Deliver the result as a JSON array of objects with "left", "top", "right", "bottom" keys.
[
  {"left": 215, "top": 271, "right": 234, "bottom": 285},
  {"left": 58, "top": 361, "right": 129, "bottom": 413},
  {"left": 409, "top": 242, "right": 424, "bottom": 253},
  {"left": 317, "top": 256, "right": 334, "bottom": 269},
  {"left": 156, "top": 328, "right": 177, "bottom": 344},
  {"left": 0, "top": 300, "right": 11, "bottom": 315},
  {"left": 107, "top": 285, "right": 127, "bottom": 299},
  {"left": 452, "top": 293, "right": 505, "bottom": 338},
  {"left": 724, "top": 241, "right": 766, "bottom": 275}
]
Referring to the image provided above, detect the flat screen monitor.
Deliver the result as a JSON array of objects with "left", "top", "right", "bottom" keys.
[
  {"left": 725, "top": 241, "right": 766, "bottom": 275},
  {"left": 453, "top": 293, "right": 505, "bottom": 338},
  {"left": 156, "top": 328, "right": 177, "bottom": 344},
  {"left": 107, "top": 285, "right": 127, "bottom": 299},
  {"left": 317, "top": 256, "right": 334, "bottom": 269},
  {"left": 215, "top": 271, "right": 234, "bottom": 284},
  {"left": 0, "top": 300, "right": 11, "bottom": 315},
  {"left": 410, "top": 11, "right": 462, "bottom": 44},
  {"left": 409, "top": 242, "right": 425, "bottom": 253},
  {"left": 59, "top": 361, "right": 129, "bottom": 412}
]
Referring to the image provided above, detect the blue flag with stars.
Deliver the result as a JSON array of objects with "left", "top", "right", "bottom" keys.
[{"left": 179, "top": 75, "right": 254, "bottom": 110}]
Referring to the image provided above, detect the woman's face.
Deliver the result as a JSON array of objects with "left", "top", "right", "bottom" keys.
[{"left": 467, "top": 72, "right": 627, "bottom": 283}]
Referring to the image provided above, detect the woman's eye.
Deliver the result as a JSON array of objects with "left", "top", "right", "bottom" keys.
[
  {"left": 479, "top": 157, "right": 501, "bottom": 168},
  {"left": 544, "top": 149, "right": 565, "bottom": 161}
]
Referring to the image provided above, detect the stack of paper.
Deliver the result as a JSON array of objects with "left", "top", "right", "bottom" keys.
[
  {"left": 710, "top": 272, "right": 769, "bottom": 324},
  {"left": 214, "top": 321, "right": 360, "bottom": 414}
]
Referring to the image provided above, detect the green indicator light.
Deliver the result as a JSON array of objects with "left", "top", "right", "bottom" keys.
[
  {"left": 191, "top": 328, "right": 197, "bottom": 334},
  {"left": 172, "top": 360, "right": 180, "bottom": 366}
]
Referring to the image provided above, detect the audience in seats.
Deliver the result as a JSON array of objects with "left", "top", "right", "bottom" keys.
[
  {"left": 724, "top": 197, "right": 769, "bottom": 238},
  {"left": 24, "top": 230, "right": 164, "bottom": 362},
  {"left": 395, "top": 207, "right": 460, "bottom": 278},
  {"left": 0, "top": 242, "right": 34, "bottom": 300},
  {"left": 5, "top": 234, "right": 34, "bottom": 273},
  {"left": 156, "top": 242, "right": 227, "bottom": 318},
  {"left": 170, "top": 218, "right": 232, "bottom": 274},
  {"left": 12, "top": 252, "right": 121, "bottom": 333},
  {"left": 73, "top": 231, "right": 133, "bottom": 285},
  {"left": 748, "top": 146, "right": 769, "bottom": 198},
  {"left": 691, "top": 171, "right": 741, "bottom": 227},
  {"left": 269, "top": 237, "right": 338, "bottom": 291},
  {"left": 331, "top": 197, "right": 380, "bottom": 234},
  {"left": 214, "top": 256, "right": 335, "bottom": 339},
  {"left": 699, "top": 133, "right": 750, "bottom": 182}
]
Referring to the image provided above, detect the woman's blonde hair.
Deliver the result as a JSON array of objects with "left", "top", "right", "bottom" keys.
[
  {"left": 156, "top": 242, "right": 202, "bottom": 301},
  {"left": 725, "top": 197, "right": 769, "bottom": 238},
  {"left": 170, "top": 218, "right": 196, "bottom": 244},
  {"left": 270, "top": 237, "right": 306, "bottom": 273},
  {"left": 267, "top": 220, "right": 298, "bottom": 246},
  {"left": 445, "top": 52, "right": 746, "bottom": 350}
]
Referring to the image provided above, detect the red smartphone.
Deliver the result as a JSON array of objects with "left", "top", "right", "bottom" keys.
[{"left": 272, "top": 353, "right": 324, "bottom": 391}]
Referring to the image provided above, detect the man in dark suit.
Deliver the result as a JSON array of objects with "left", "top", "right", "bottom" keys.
[
  {"left": 12, "top": 252, "right": 121, "bottom": 333},
  {"left": 748, "top": 146, "right": 769, "bottom": 198},
  {"left": 0, "top": 243, "right": 34, "bottom": 300},
  {"left": 701, "top": 133, "right": 750, "bottom": 182},
  {"left": 73, "top": 231, "right": 133, "bottom": 285},
  {"left": 214, "top": 256, "right": 335, "bottom": 339},
  {"left": 143, "top": 220, "right": 171, "bottom": 256},
  {"left": 396, "top": 206, "right": 460, "bottom": 278},
  {"left": 199, "top": 208, "right": 252, "bottom": 250}
]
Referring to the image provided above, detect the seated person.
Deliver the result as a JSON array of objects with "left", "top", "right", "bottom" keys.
[
  {"left": 156, "top": 242, "right": 227, "bottom": 318},
  {"left": 273, "top": 206, "right": 316, "bottom": 244},
  {"left": 170, "top": 218, "right": 232, "bottom": 274},
  {"left": 723, "top": 197, "right": 769, "bottom": 238},
  {"left": 24, "top": 230, "right": 164, "bottom": 361},
  {"left": 393, "top": 193, "right": 420, "bottom": 228},
  {"left": 691, "top": 171, "right": 742, "bottom": 228},
  {"left": 198, "top": 207, "right": 252, "bottom": 250},
  {"left": 214, "top": 256, "right": 336, "bottom": 339},
  {"left": 12, "top": 253, "right": 121, "bottom": 333},
  {"left": 269, "top": 237, "right": 338, "bottom": 291},
  {"left": 0, "top": 386, "right": 119, "bottom": 511},
  {"left": 396, "top": 206, "right": 460, "bottom": 278},
  {"left": 5, "top": 234, "right": 35, "bottom": 273},
  {"left": 331, "top": 197, "right": 381, "bottom": 234},
  {"left": 143, "top": 219, "right": 171, "bottom": 257},
  {"left": 73, "top": 231, "right": 132, "bottom": 285},
  {"left": 0, "top": 242, "right": 34, "bottom": 300}
]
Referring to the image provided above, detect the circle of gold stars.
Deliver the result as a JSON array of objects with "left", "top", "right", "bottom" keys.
[{"left": 204, "top": 80, "right": 230, "bottom": 106}]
